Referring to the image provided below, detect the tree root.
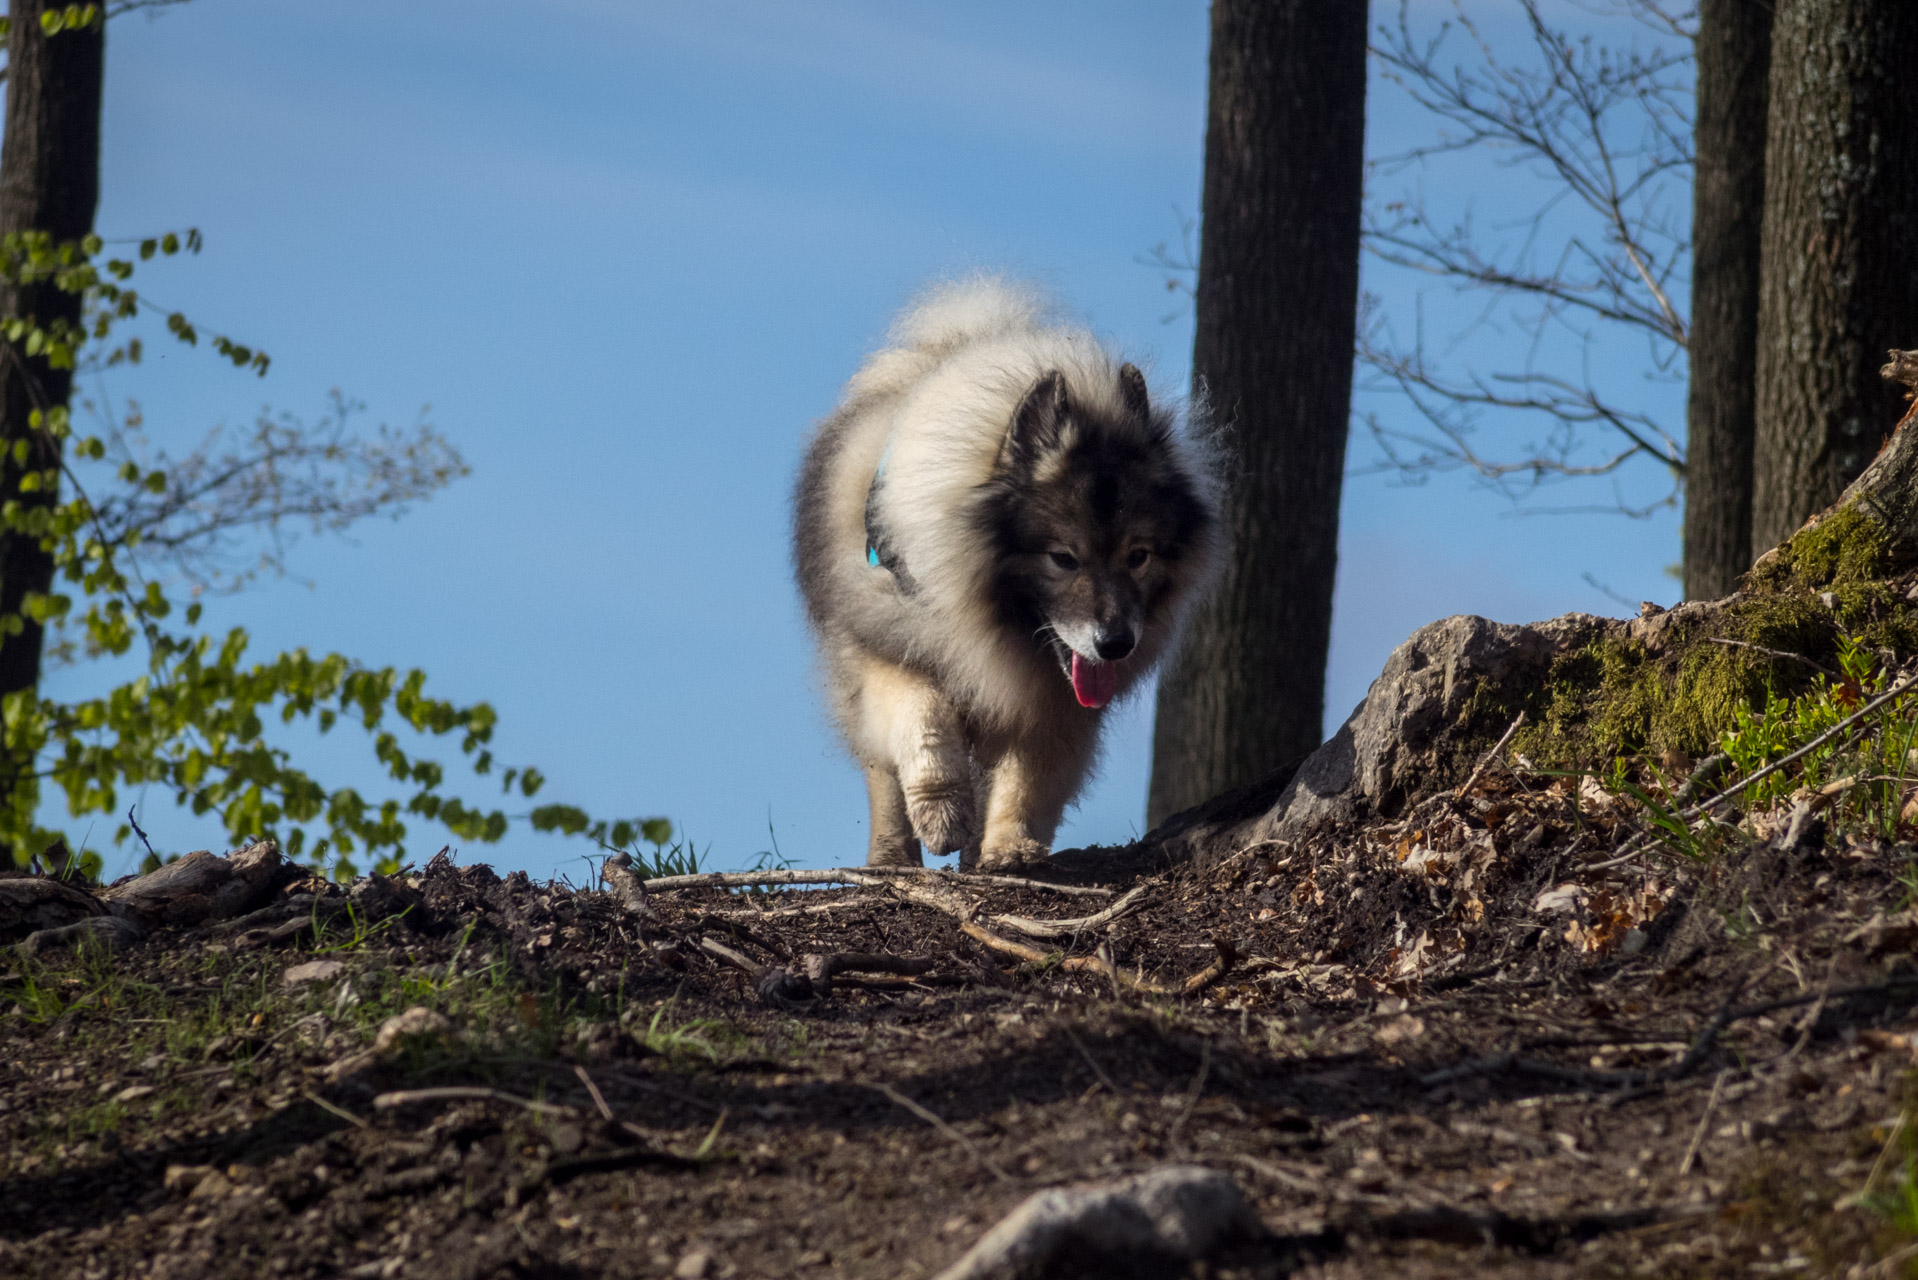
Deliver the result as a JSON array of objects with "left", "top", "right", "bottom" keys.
[
  {"left": 959, "top": 920, "right": 1179, "bottom": 997},
  {"left": 988, "top": 883, "right": 1152, "bottom": 940}
]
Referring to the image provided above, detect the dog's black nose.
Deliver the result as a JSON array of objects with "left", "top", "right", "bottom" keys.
[{"left": 1094, "top": 629, "right": 1136, "bottom": 661}]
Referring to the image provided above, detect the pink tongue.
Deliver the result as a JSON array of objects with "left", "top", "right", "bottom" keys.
[{"left": 1070, "top": 654, "right": 1118, "bottom": 709}]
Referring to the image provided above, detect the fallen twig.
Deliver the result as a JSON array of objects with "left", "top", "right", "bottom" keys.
[
  {"left": 538, "top": 1145, "right": 702, "bottom": 1185},
  {"left": 574, "top": 1065, "right": 615, "bottom": 1122},
  {"left": 1704, "top": 636, "right": 1845, "bottom": 682},
  {"left": 1455, "top": 711, "right": 1526, "bottom": 800},
  {"left": 1182, "top": 938, "right": 1239, "bottom": 996},
  {"left": 1167, "top": 1041, "right": 1211, "bottom": 1151},
  {"left": 1425, "top": 973, "right": 1918, "bottom": 1094},
  {"left": 802, "top": 951, "right": 937, "bottom": 997},
  {"left": 695, "top": 936, "right": 764, "bottom": 978},
  {"left": 1785, "top": 958, "right": 1839, "bottom": 1061},
  {"left": 1227, "top": 1152, "right": 1326, "bottom": 1196},
  {"left": 1676, "top": 1070, "right": 1727, "bottom": 1177},
  {"left": 707, "top": 898, "right": 873, "bottom": 920},
  {"left": 1419, "top": 1053, "right": 1643, "bottom": 1089},
  {"left": 989, "top": 884, "right": 1151, "bottom": 940},
  {"left": 302, "top": 1089, "right": 369, "bottom": 1129},
  {"left": 958, "top": 920, "right": 1176, "bottom": 996},
  {"left": 1344, "top": 1203, "right": 1667, "bottom": 1251},
  {"left": 688, "top": 913, "right": 793, "bottom": 962},
  {"left": 636, "top": 866, "right": 1115, "bottom": 898},
  {"left": 373, "top": 1086, "right": 573, "bottom": 1117},
  {"left": 873, "top": 1081, "right": 1012, "bottom": 1183},
  {"left": 1860, "top": 1113, "right": 1911, "bottom": 1201},
  {"left": 595, "top": 1068, "right": 724, "bottom": 1115},
  {"left": 1602, "top": 674, "right": 1917, "bottom": 865},
  {"left": 1060, "top": 1024, "right": 1121, "bottom": 1096},
  {"left": 880, "top": 875, "right": 1169, "bottom": 964}
]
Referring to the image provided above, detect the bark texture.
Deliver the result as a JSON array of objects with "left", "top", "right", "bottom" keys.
[
  {"left": 1147, "top": 0, "right": 1368, "bottom": 826},
  {"left": 1682, "top": 0, "right": 1771, "bottom": 600},
  {"left": 0, "top": 2, "right": 102, "bottom": 859},
  {"left": 0, "top": 3, "right": 101, "bottom": 696},
  {"left": 1750, "top": 0, "right": 1918, "bottom": 553}
]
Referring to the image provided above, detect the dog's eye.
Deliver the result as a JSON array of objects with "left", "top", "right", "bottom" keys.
[
  {"left": 1127, "top": 548, "right": 1151, "bottom": 569},
  {"left": 1049, "top": 551, "right": 1080, "bottom": 571}
]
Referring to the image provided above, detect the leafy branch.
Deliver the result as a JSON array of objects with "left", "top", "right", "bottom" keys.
[{"left": 0, "top": 227, "right": 664, "bottom": 878}]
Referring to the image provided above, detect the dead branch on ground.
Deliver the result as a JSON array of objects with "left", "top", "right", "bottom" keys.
[
  {"left": 959, "top": 920, "right": 1177, "bottom": 998},
  {"left": 636, "top": 866, "right": 1115, "bottom": 898}
]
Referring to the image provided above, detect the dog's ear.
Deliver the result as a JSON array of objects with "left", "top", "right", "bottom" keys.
[
  {"left": 1001, "top": 370, "right": 1069, "bottom": 470},
  {"left": 1118, "top": 363, "right": 1150, "bottom": 421}
]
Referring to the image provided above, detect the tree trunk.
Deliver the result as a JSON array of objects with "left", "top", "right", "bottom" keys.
[
  {"left": 0, "top": 2, "right": 104, "bottom": 862},
  {"left": 0, "top": 2, "right": 102, "bottom": 697},
  {"left": 1681, "top": 0, "right": 1771, "bottom": 601},
  {"left": 1146, "top": 0, "right": 1368, "bottom": 826},
  {"left": 1750, "top": 0, "right": 1918, "bottom": 554}
]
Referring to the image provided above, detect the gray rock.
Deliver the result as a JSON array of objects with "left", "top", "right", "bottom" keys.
[
  {"left": 283, "top": 958, "right": 347, "bottom": 986},
  {"left": 1259, "top": 614, "right": 1597, "bottom": 841},
  {"left": 931, "top": 1164, "right": 1257, "bottom": 1280}
]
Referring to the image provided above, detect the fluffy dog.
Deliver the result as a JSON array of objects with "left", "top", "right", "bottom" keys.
[{"left": 792, "top": 279, "right": 1219, "bottom": 869}]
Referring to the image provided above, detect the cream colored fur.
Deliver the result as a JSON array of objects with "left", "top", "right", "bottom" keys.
[{"left": 794, "top": 278, "right": 1215, "bottom": 869}]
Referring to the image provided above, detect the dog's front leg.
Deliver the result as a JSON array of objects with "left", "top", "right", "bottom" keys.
[
  {"left": 975, "top": 720, "right": 1098, "bottom": 871},
  {"left": 854, "top": 660, "right": 976, "bottom": 859},
  {"left": 863, "top": 767, "right": 922, "bottom": 867}
]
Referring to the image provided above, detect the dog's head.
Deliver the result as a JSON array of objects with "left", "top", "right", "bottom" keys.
[{"left": 976, "top": 363, "right": 1214, "bottom": 709}]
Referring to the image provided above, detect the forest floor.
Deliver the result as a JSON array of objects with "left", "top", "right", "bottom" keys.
[{"left": 5, "top": 767, "right": 1918, "bottom": 1279}]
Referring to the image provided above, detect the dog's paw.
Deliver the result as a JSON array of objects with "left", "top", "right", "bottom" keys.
[
  {"left": 977, "top": 837, "right": 1049, "bottom": 872},
  {"left": 904, "top": 781, "right": 977, "bottom": 856},
  {"left": 865, "top": 835, "right": 924, "bottom": 869}
]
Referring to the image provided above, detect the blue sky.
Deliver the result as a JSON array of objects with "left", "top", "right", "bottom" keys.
[{"left": 64, "top": 0, "right": 1686, "bottom": 878}]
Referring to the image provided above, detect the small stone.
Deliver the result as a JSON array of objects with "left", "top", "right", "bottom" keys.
[
  {"left": 547, "top": 1122, "right": 583, "bottom": 1154},
  {"left": 320, "top": 1049, "right": 376, "bottom": 1083},
  {"left": 283, "top": 959, "right": 346, "bottom": 986},
  {"left": 373, "top": 1006, "right": 451, "bottom": 1055},
  {"left": 1375, "top": 1014, "right": 1425, "bottom": 1046},
  {"left": 1533, "top": 884, "right": 1588, "bottom": 916},
  {"left": 674, "top": 1248, "right": 713, "bottom": 1279},
  {"left": 187, "top": 1169, "right": 236, "bottom": 1201},
  {"left": 164, "top": 1163, "right": 215, "bottom": 1193}
]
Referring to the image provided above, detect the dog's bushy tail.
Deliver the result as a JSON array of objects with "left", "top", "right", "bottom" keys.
[
  {"left": 845, "top": 276, "right": 1051, "bottom": 406},
  {"left": 889, "top": 275, "right": 1050, "bottom": 356}
]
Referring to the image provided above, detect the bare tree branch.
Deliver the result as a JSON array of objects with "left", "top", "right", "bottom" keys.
[
  {"left": 73, "top": 388, "right": 467, "bottom": 595},
  {"left": 1356, "top": 0, "right": 1694, "bottom": 515}
]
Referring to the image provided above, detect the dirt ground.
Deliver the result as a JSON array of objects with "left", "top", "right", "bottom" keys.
[{"left": 5, "top": 767, "right": 1918, "bottom": 1278}]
